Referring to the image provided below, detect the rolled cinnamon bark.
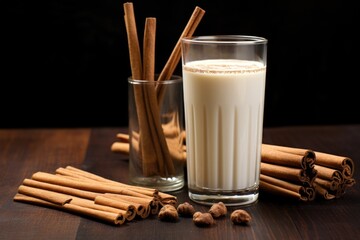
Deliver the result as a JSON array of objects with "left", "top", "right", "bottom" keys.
[
  {"left": 314, "top": 165, "right": 343, "bottom": 187},
  {"left": 260, "top": 174, "right": 315, "bottom": 201},
  {"left": 124, "top": 2, "right": 163, "bottom": 177},
  {"left": 264, "top": 143, "right": 355, "bottom": 180},
  {"left": 262, "top": 144, "right": 316, "bottom": 169},
  {"left": 64, "top": 202, "right": 126, "bottom": 225},
  {"left": 111, "top": 142, "right": 129, "bottom": 155},
  {"left": 260, "top": 162, "right": 317, "bottom": 186},
  {"left": 315, "top": 151, "right": 354, "bottom": 179},
  {"left": 103, "top": 193, "right": 151, "bottom": 218},
  {"left": 313, "top": 177, "right": 343, "bottom": 198},
  {"left": 312, "top": 183, "right": 336, "bottom": 200},
  {"left": 70, "top": 196, "right": 129, "bottom": 217},
  {"left": 15, "top": 166, "right": 180, "bottom": 225},
  {"left": 32, "top": 172, "right": 153, "bottom": 199},
  {"left": 17, "top": 185, "right": 72, "bottom": 205},
  {"left": 116, "top": 133, "right": 130, "bottom": 142},
  {"left": 14, "top": 193, "right": 126, "bottom": 225},
  {"left": 94, "top": 195, "right": 137, "bottom": 221},
  {"left": 314, "top": 165, "right": 356, "bottom": 198},
  {"left": 22, "top": 178, "right": 99, "bottom": 200},
  {"left": 112, "top": 136, "right": 186, "bottom": 163},
  {"left": 62, "top": 166, "right": 158, "bottom": 198},
  {"left": 314, "top": 177, "right": 340, "bottom": 192}
]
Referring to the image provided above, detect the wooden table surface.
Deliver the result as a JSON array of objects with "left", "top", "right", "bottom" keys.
[{"left": 1, "top": 125, "right": 359, "bottom": 240}]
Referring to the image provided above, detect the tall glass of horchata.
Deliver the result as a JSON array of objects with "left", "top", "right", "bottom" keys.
[{"left": 181, "top": 35, "right": 267, "bottom": 206}]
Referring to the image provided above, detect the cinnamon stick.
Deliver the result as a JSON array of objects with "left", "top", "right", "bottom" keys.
[
  {"left": 314, "top": 165, "right": 343, "bottom": 186},
  {"left": 142, "top": 17, "right": 156, "bottom": 81},
  {"left": 17, "top": 185, "right": 72, "bottom": 205},
  {"left": 260, "top": 162, "right": 317, "bottom": 186},
  {"left": 22, "top": 178, "right": 99, "bottom": 200},
  {"left": 14, "top": 194, "right": 126, "bottom": 225},
  {"left": 116, "top": 132, "right": 130, "bottom": 142},
  {"left": 103, "top": 193, "right": 151, "bottom": 218},
  {"left": 64, "top": 201, "right": 126, "bottom": 225},
  {"left": 262, "top": 144, "right": 316, "bottom": 169},
  {"left": 313, "top": 183, "right": 336, "bottom": 200},
  {"left": 124, "top": 2, "right": 159, "bottom": 177},
  {"left": 70, "top": 196, "right": 129, "bottom": 217},
  {"left": 156, "top": 6, "right": 205, "bottom": 103},
  {"left": 156, "top": 6, "right": 205, "bottom": 82},
  {"left": 15, "top": 166, "right": 178, "bottom": 225},
  {"left": 141, "top": 16, "right": 170, "bottom": 176},
  {"left": 111, "top": 142, "right": 129, "bottom": 154},
  {"left": 94, "top": 195, "right": 137, "bottom": 221},
  {"left": 264, "top": 143, "right": 355, "bottom": 180},
  {"left": 32, "top": 172, "right": 152, "bottom": 198},
  {"left": 260, "top": 174, "right": 315, "bottom": 201},
  {"left": 123, "top": 2, "right": 142, "bottom": 79},
  {"left": 111, "top": 131, "right": 186, "bottom": 162},
  {"left": 61, "top": 166, "right": 158, "bottom": 197},
  {"left": 315, "top": 151, "right": 355, "bottom": 179}
]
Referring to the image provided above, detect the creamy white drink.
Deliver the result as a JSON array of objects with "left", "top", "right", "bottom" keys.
[{"left": 183, "top": 59, "right": 266, "bottom": 193}]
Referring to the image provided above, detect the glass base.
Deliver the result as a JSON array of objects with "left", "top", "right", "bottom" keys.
[
  {"left": 129, "top": 175, "right": 184, "bottom": 192},
  {"left": 188, "top": 186, "right": 259, "bottom": 206}
]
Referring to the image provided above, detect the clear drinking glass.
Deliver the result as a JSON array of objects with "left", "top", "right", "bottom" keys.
[
  {"left": 128, "top": 75, "right": 185, "bottom": 192},
  {"left": 181, "top": 35, "right": 267, "bottom": 205}
]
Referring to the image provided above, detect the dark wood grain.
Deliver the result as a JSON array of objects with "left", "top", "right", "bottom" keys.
[{"left": 1, "top": 126, "right": 359, "bottom": 239}]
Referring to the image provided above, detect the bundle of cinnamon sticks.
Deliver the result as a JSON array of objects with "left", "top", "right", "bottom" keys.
[
  {"left": 123, "top": 2, "right": 204, "bottom": 177},
  {"left": 112, "top": 134, "right": 356, "bottom": 201},
  {"left": 259, "top": 144, "right": 356, "bottom": 200},
  {"left": 13, "top": 166, "right": 177, "bottom": 225}
]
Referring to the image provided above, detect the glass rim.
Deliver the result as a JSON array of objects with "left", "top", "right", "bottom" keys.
[
  {"left": 181, "top": 35, "right": 267, "bottom": 45},
  {"left": 128, "top": 74, "right": 182, "bottom": 84}
]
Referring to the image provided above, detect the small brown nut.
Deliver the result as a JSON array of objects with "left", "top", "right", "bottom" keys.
[
  {"left": 193, "top": 212, "right": 215, "bottom": 227},
  {"left": 230, "top": 209, "right": 251, "bottom": 225},
  {"left": 158, "top": 204, "right": 179, "bottom": 222},
  {"left": 177, "top": 202, "right": 196, "bottom": 217},
  {"left": 209, "top": 202, "right": 227, "bottom": 218}
]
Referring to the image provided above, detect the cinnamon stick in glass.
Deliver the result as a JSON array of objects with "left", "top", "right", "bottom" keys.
[
  {"left": 156, "top": 6, "right": 205, "bottom": 101},
  {"left": 157, "top": 6, "right": 205, "bottom": 83},
  {"left": 124, "top": 2, "right": 159, "bottom": 176},
  {"left": 141, "top": 17, "right": 175, "bottom": 177}
]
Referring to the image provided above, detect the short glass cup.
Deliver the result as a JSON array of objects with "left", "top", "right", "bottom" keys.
[{"left": 128, "top": 75, "right": 185, "bottom": 192}]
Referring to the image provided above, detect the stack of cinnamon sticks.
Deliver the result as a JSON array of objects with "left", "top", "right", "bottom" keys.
[
  {"left": 123, "top": 2, "right": 204, "bottom": 177},
  {"left": 260, "top": 144, "right": 317, "bottom": 201},
  {"left": 260, "top": 144, "right": 355, "bottom": 201},
  {"left": 313, "top": 151, "right": 355, "bottom": 199},
  {"left": 112, "top": 134, "right": 356, "bottom": 201},
  {"left": 13, "top": 166, "right": 177, "bottom": 225}
]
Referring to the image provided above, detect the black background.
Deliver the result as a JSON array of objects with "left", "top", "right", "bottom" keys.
[{"left": 2, "top": 0, "right": 359, "bottom": 128}]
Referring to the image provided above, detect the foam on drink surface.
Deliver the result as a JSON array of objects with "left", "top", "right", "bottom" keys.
[
  {"left": 183, "top": 59, "right": 265, "bottom": 74},
  {"left": 183, "top": 59, "right": 266, "bottom": 191}
]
